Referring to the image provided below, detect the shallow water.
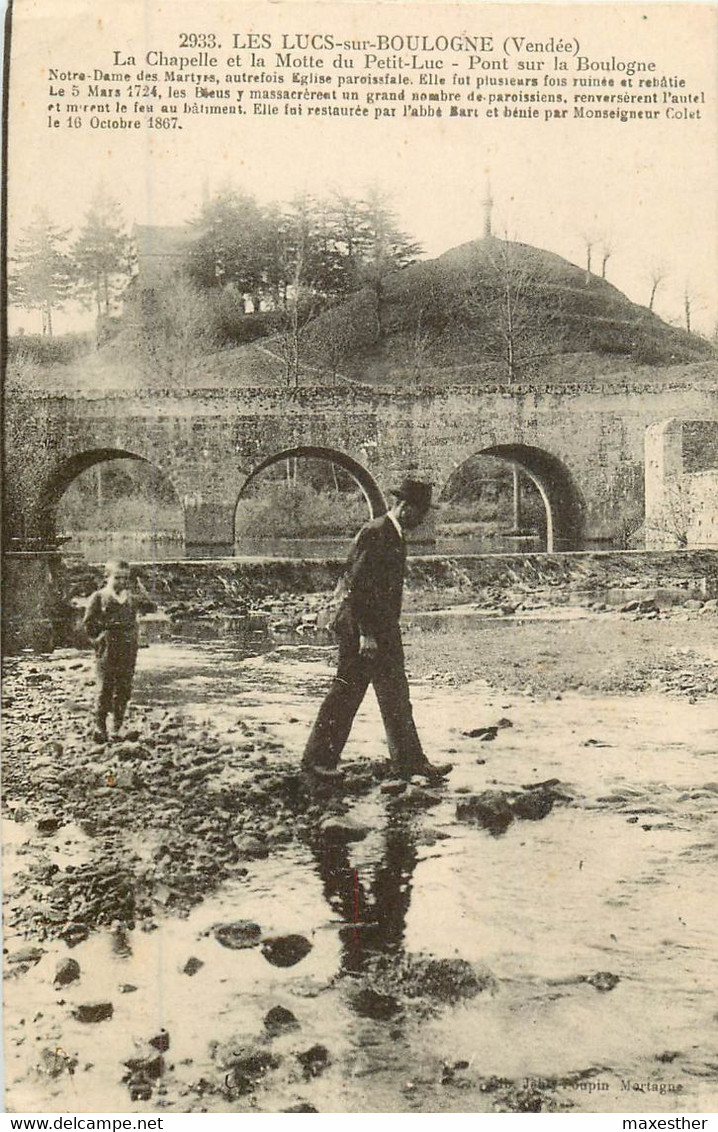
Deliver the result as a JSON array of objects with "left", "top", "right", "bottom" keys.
[
  {"left": 4, "top": 631, "right": 718, "bottom": 1113},
  {"left": 63, "top": 532, "right": 544, "bottom": 564}
]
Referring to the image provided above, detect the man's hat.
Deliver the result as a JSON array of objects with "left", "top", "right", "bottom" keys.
[{"left": 390, "top": 478, "right": 435, "bottom": 512}]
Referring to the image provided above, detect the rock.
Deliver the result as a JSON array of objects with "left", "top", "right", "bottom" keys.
[
  {"left": 348, "top": 986, "right": 401, "bottom": 1020},
  {"left": 511, "top": 791, "right": 555, "bottom": 822},
  {"left": 128, "top": 1080, "right": 153, "bottom": 1102},
  {"left": 463, "top": 726, "right": 498, "bottom": 741},
  {"left": 37, "top": 816, "right": 62, "bottom": 835},
  {"left": 637, "top": 599, "right": 659, "bottom": 614},
  {"left": 233, "top": 835, "right": 270, "bottom": 860},
  {"left": 213, "top": 921, "right": 262, "bottom": 950},
  {"left": 515, "top": 1087, "right": 545, "bottom": 1112},
  {"left": 394, "top": 785, "right": 442, "bottom": 809},
  {"left": 366, "top": 952, "right": 494, "bottom": 1003},
  {"left": 261, "top": 934, "right": 313, "bottom": 968},
  {"left": 123, "top": 1054, "right": 165, "bottom": 1080},
  {"left": 149, "top": 1030, "right": 170, "bottom": 1052},
  {"left": 224, "top": 1049, "right": 280, "bottom": 1094},
  {"left": 182, "top": 956, "right": 204, "bottom": 976},
  {"left": 456, "top": 791, "right": 514, "bottom": 835},
  {"left": 60, "top": 922, "right": 89, "bottom": 949},
  {"left": 114, "top": 741, "right": 147, "bottom": 761},
  {"left": 296, "top": 1044, "right": 330, "bottom": 1078},
  {"left": 496, "top": 717, "right": 514, "bottom": 728},
  {"left": 118, "top": 984, "right": 137, "bottom": 994},
  {"left": 38, "top": 1046, "right": 78, "bottom": 1078},
  {"left": 520, "top": 777, "right": 563, "bottom": 792},
  {"left": 283, "top": 1102, "right": 319, "bottom": 1113},
  {"left": 619, "top": 600, "right": 640, "bottom": 613},
  {"left": 683, "top": 599, "right": 704, "bottom": 611},
  {"left": 585, "top": 971, "right": 620, "bottom": 992},
  {"left": 7, "top": 945, "right": 45, "bottom": 967},
  {"left": 318, "top": 816, "right": 369, "bottom": 842},
  {"left": 408, "top": 957, "right": 494, "bottom": 1002},
  {"left": 116, "top": 766, "right": 139, "bottom": 790},
  {"left": 73, "top": 1001, "right": 114, "bottom": 1023},
  {"left": 264, "top": 1005, "right": 300, "bottom": 1037},
  {"left": 656, "top": 1050, "right": 681, "bottom": 1063},
  {"left": 54, "top": 958, "right": 81, "bottom": 987}
]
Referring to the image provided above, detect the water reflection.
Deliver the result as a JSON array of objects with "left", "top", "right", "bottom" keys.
[
  {"left": 310, "top": 814, "right": 418, "bottom": 977},
  {"left": 110, "top": 923, "right": 133, "bottom": 958}
]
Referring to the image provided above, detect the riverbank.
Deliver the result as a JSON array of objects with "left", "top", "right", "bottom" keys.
[
  {"left": 3, "top": 603, "right": 717, "bottom": 1113},
  {"left": 58, "top": 548, "right": 718, "bottom": 648}
]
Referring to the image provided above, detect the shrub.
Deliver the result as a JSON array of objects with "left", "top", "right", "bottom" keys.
[
  {"left": 7, "top": 333, "right": 92, "bottom": 366},
  {"left": 235, "top": 483, "right": 367, "bottom": 538},
  {"left": 207, "top": 292, "right": 285, "bottom": 346}
]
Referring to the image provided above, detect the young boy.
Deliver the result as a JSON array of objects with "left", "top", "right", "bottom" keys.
[{"left": 83, "top": 559, "right": 153, "bottom": 743}]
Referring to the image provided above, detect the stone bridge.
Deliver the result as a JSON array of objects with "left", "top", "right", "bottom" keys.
[{"left": 5, "top": 379, "right": 718, "bottom": 553}]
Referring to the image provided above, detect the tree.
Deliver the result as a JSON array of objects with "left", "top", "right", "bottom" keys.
[
  {"left": 598, "top": 235, "right": 613, "bottom": 280},
  {"left": 683, "top": 283, "right": 694, "bottom": 333},
  {"left": 185, "top": 187, "right": 268, "bottom": 300},
  {"left": 648, "top": 263, "right": 667, "bottom": 311},
  {"left": 646, "top": 478, "right": 692, "bottom": 549},
  {"left": 581, "top": 230, "right": 596, "bottom": 283},
  {"left": 302, "top": 295, "right": 365, "bottom": 384},
  {"left": 182, "top": 186, "right": 421, "bottom": 332},
  {"left": 328, "top": 191, "right": 371, "bottom": 290},
  {"left": 271, "top": 195, "right": 333, "bottom": 388},
  {"left": 72, "top": 187, "right": 132, "bottom": 317},
  {"left": 281, "top": 193, "right": 347, "bottom": 304},
  {"left": 355, "top": 187, "right": 422, "bottom": 339},
  {"left": 398, "top": 262, "right": 448, "bottom": 386},
  {"left": 461, "top": 236, "right": 567, "bottom": 384},
  {"left": 9, "top": 208, "right": 73, "bottom": 335},
  {"left": 124, "top": 275, "right": 219, "bottom": 386}
]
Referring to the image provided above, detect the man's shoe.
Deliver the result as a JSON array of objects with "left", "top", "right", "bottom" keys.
[
  {"left": 429, "top": 762, "right": 453, "bottom": 777},
  {"left": 403, "top": 761, "right": 453, "bottom": 783},
  {"left": 425, "top": 763, "right": 454, "bottom": 784}
]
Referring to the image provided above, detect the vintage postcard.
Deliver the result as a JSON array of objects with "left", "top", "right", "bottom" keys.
[{"left": 2, "top": 0, "right": 717, "bottom": 1117}]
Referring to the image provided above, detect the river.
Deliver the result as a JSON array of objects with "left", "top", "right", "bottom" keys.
[
  {"left": 3, "top": 611, "right": 717, "bottom": 1113},
  {"left": 61, "top": 532, "right": 545, "bottom": 563}
]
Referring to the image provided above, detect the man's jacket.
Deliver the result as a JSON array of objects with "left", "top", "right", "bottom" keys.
[{"left": 339, "top": 514, "right": 407, "bottom": 639}]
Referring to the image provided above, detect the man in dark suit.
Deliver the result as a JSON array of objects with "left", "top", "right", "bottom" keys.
[{"left": 302, "top": 479, "right": 452, "bottom": 783}]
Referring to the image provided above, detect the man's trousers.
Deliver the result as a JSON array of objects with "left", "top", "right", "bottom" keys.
[
  {"left": 302, "top": 606, "right": 426, "bottom": 776},
  {"left": 94, "top": 633, "right": 138, "bottom": 730}
]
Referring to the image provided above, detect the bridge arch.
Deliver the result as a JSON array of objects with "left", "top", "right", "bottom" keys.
[
  {"left": 234, "top": 445, "right": 386, "bottom": 544},
  {"left": 441, "top": 443, "right": 584, "bottom": 552},
  {"left": 36, "top": 447, "right": 183, "bottom": 545}
]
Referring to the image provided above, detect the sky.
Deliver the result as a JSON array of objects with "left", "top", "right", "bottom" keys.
[{"left": 6, "top": 0, "right": 718, "bottom": 336}]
